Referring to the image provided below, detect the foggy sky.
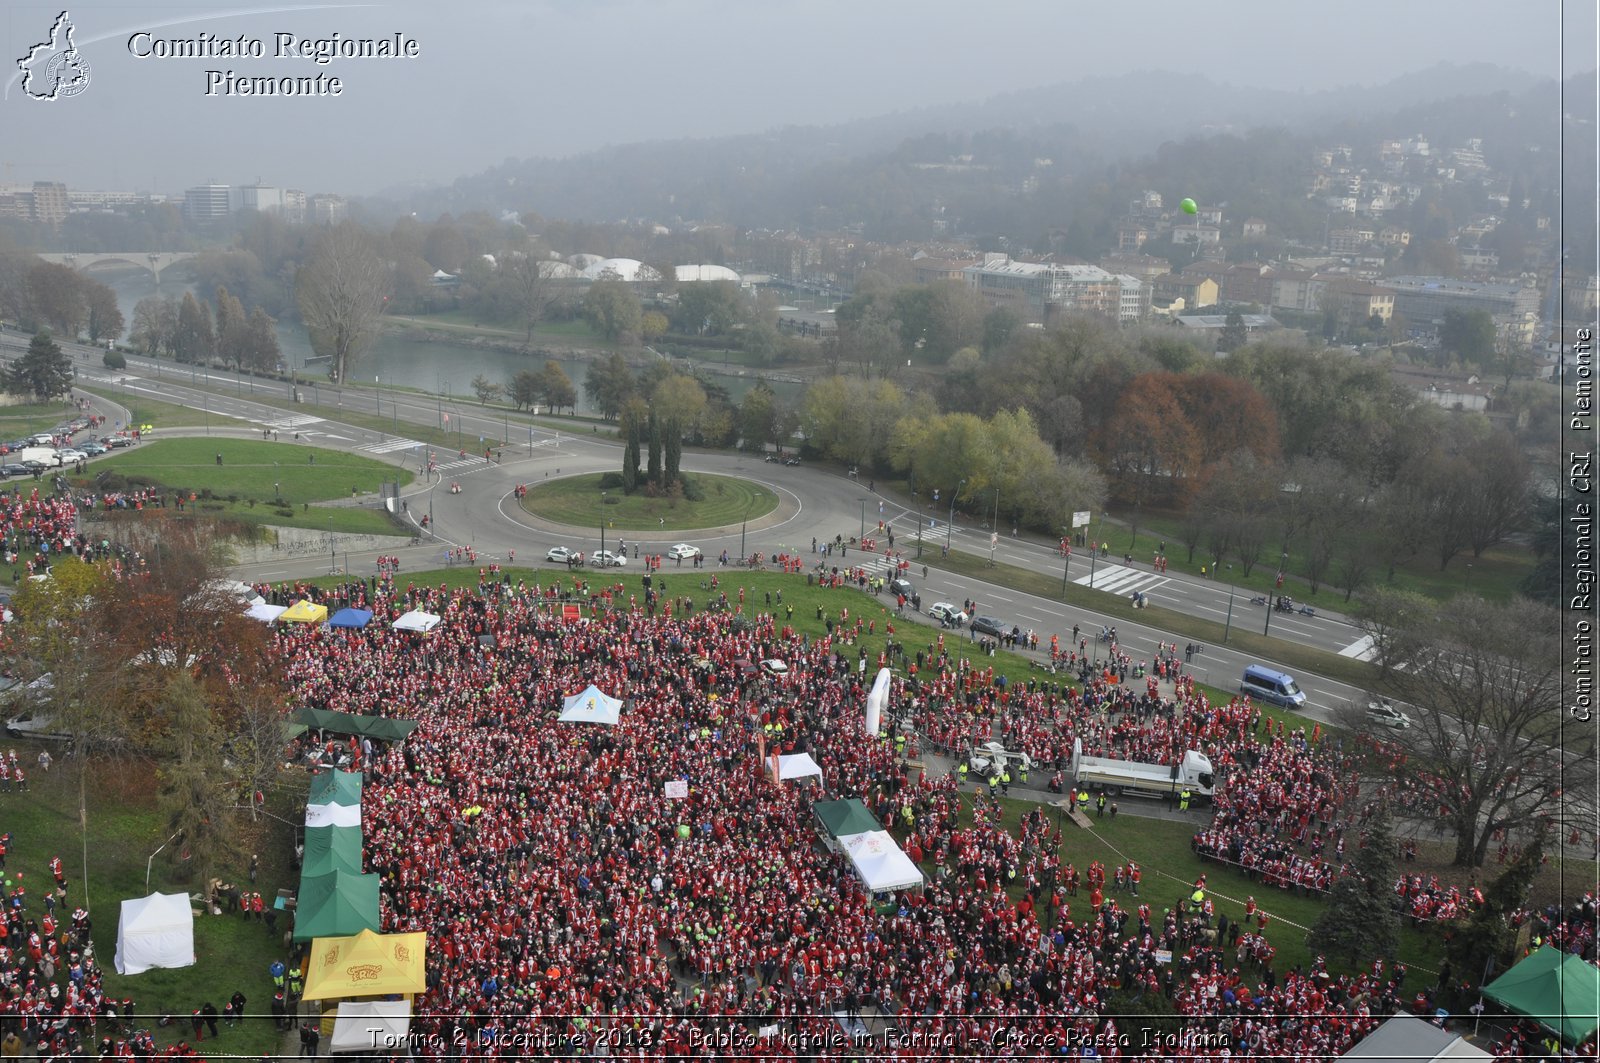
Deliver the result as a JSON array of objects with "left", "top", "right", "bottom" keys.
[{"left": 3, "top": 0, "right": 1594, "bottom": 198}]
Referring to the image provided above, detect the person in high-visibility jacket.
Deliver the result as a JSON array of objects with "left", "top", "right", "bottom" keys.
[
  {"left": 988, "top": 773, "right": 1000, "bottom": 798},
  {"left": 957, "top": 762, "right": 969, "bottom": 785},
  {"left": 999, "top": 769, "right": 1011, "bottom": 795},
  {"left": 1077, "top": 789, "right": 1091, "bottom": 814},
  {"left": 1179, "top": 789, "right": 1192, "bottom": 812}
]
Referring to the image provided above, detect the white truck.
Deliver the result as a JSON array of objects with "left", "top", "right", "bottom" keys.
[
  {"left": 967, "top": 741, "right": 1033, "bottom": 779},
  {"left": 17, "top": 447, "right": 60, "bottom": 467},
  {"left": 1069, "top": 737, "right": 1216, "bottom": 803}
]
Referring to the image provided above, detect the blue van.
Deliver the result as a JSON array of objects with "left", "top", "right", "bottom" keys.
[{"left": 1241, "top": 664, "right": 1306, "bottom": 708}]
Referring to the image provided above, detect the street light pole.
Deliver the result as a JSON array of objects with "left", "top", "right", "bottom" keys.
[
  {"left": 600, "top": 491, "right": 607, "bottom": 556},
  {"left": 858, "top": 498, "right": 867, "bottom": 541},
  {"left": 1061, "top": 531, "right": 1071, "bottom": 597},
  {"left": 946, "top": 478, "right": 965, "bottom": 554},
  {"left": 989, "top": 487, "right": 1000, "bottom": 567},
  {"left": 1223, "top": 565, "right": 1237, "bottom": 643},
  {"left": 740, "top": 499, "right": 756, "bottom": 561},
  {"left": 1264, "top": 551, "right": 1288, "bottom": 636}
]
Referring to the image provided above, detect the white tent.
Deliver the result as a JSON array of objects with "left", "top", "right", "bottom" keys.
[
  {"left": 558, "top": 685, "right": 623, "bottom": 726},
  {"left": 1340, "top": 1013, "right": 1490, "bottom": 1063},
  {"left": 114, "top": 892, "right": 195, "bottom": 975},
  {"left": 306, "top": 802, "right": 362, "bottom": 829},
  {"left": 864, "top": 667, "right": 891, "bottom": 735},
  {"left": 838, "top": 831, "right": 924, "bottom": 894},
  {"left": 330, "top": 1000, "right": 412, "bottom": 1054},
  {"left": 246, "top": 603, "right": 287, "bottom": 623},
  {"left": 773, "top": 752, "right": 823, "bottom": 782},
  {"left": 392, "top": 610, "right": 441, "bottom": 633}
]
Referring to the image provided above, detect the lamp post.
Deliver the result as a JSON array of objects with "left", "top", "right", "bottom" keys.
[
  {"left": 1061, "top": 529, "right": 1072, "bottom": 597},
  {"left": 858, "top": 498, "right": 868, "bottom": 541},
  {"left": 600, "top": 491, "right": 607, "bottom": 556},
  {"left": 989, "top": 487, "right": 1000, "bottom": 567},
  {"left": 946, "top": 478, "right": 965, "bottom": 554},
  {"left": 1223, "top": 564, "right": 1237, "bottom": 643},
  {"left": 1264, "top": 551, "right": 1288, "bottom": 636},
  {"left": 740, "top": 498, "right": 757, "bottom": 562}
]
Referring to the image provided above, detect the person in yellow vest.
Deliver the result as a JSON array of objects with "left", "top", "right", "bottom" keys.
[
  {"left": 987, "top": 772, "right": 1000, "bottom": 799},
  {"left": 999, "top": 768, "right": 1011, "bottom": 796},
  {"left": 957, "top": 762, "right": 969, "bottom": 786},
  {"left": 1077, "top": 788, "right": 1091, "bottom": 815},
  {"left": 1179, "top": 789, "right": 1191, "bottom": 812},
  {"left": 1191, "top": 886, "right": 1205, "bottom": 907}
]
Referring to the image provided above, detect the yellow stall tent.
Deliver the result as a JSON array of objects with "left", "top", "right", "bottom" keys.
[
  {"left": 302, "top": 929, "right": 427, "bottom": 1002},
  {"left": 281, "top": 600, "right": 330, "bottom": 624}
]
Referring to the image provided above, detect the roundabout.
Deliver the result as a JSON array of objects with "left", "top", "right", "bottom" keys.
[{"left": 520, "top": 471, "right": 778, "bottom": 532}]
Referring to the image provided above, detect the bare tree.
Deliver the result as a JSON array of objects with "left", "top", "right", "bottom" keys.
[
  {"left": 503, "top": 252, "right": 555, "bottom": 344},
  {"left": 296, "top": 222, "right": 388, "bottom": 384},
  {"left": 1461, "top": 429, "right": 1530, "bottom": 558},
  {"left": 1341, "top": 596, "right": 1589, "bottom": 867}
]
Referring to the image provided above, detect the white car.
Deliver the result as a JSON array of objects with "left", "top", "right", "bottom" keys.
[
  {"left": 56, "top": 449, "right": 86, "bottom": 463},
  {"left": 927, "top": 602, "right": 968, "bottom": 626},
  {"left": 546, "top": 546, "right": 579, "bottom": 563},
  {"left": 1365, "top": 700, "right": 1413, "bottom": 730},
  {"left": 4, "top": 710, "right": 70, "bottom": 742},
  {"left": 760, "top": 659, "right": 789, "bottom": 675},
  {"left": 667, "top": 544, "right": 702, "bottom": 560},
  {"left": 588, "top": 550, "right": 627, "bottom": 567}
]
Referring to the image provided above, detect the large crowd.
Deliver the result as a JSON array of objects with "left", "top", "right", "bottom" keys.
[{"left": 0, "top": 470, "right": 1590, "bottom": 1058}]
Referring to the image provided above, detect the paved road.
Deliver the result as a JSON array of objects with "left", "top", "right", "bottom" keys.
[{"left": 18, "top": 333, "right": 1381, "bottom": 723}]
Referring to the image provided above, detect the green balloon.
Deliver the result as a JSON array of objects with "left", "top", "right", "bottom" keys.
[
  {"left": 677, "top": 824, "right": 691, "bottom": 838},
  {"left": 1180, "top": 198, "right": 1198, "bottom": 215}
]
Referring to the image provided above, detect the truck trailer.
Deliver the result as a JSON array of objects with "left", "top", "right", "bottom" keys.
[{"left": 1069, "top": 738, "right": 1215, "bottom": 803}]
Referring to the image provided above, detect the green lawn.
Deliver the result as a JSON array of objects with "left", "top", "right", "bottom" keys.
[
  {"left": 523, "top": 473, "right": 778, "bottom": 532},
  {"left": 84, "top": 438, "right": 412, "bottom": 506},
  {"left": 74, "top": 385, "right": 251, "bottom": 432},
  {"left": 0, "top": 400, "right": 79, "bottom": 437},
  {"left": 6, "top": 751, "right": 295, "bottom": 1056}
]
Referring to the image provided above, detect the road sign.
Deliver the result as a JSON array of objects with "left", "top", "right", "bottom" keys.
[{"left": 1072, "top": 510, "right": 1092, "bottom": 528}]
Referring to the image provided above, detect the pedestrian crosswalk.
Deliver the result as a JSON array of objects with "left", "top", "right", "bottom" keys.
[
  {"left": 358, "top": 438, "right": 426, "bottom": 454},
  {"left": 1073, "top": 562, "right": 1169, "bottom": 596},
  {"left": 260, "top": 415, "right": 324, "bottom": 431}
]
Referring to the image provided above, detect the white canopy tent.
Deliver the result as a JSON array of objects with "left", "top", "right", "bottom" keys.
[
  {"left": 838, "top": 831, "right": 924, "bottom": 894},
  {"left": 392, "top": 610, "right": 441, "bottom": 633},
  {"left": 330, "top": 1000, "right": 412, "bottom": 1054},
  {"left": 306, "top": 802, "right": 362, "bottom": 829},
  {"left": 245, "top": 603, "right": 287, "bottom": 624},
  {"left": 558, "top": 685, "right": 623, "bottom": 726},
  {"left": 114, "top": 892, "right": 195, "bottom": 975},
  {"left": 1340, "top": 1013, "right": 1490, "bottom": 1063},
  {"left": 773, "top": 752, "right": 823, "bottom": 782}
]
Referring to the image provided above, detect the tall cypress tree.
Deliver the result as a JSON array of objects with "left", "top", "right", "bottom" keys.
[
  {"left": 647, "top": 410, "right": 662, "bottom": 488},
  {"left": 621, "top": 411, "right": 640, "bottom": 493},
  {"left": 1307, "top": 806, "right": 1399, "bottom": 966}
]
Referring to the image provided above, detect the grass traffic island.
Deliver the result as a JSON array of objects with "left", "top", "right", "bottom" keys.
[
  {"left": 77, "top": 438, "right": 411, "bottom": 537},
  {"left": 523, "top": 472, "right": 778, "bottom": 532}
]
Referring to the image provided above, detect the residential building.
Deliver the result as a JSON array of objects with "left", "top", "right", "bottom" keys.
[
  {"left": 309, "top": 194, "right": 348, "bottom": 225},
  {"left": 1329, "top": 228, "right": 1375, "bottom": 255},
  {"left": 239, "top": 184, "right": 284, "bottom": 213},
  {"left": 1270, "top": 270, "right": 1320, "bottom": 312},
  {"left": 1172, "top": 225, "right": 1221, "bottom": 246},
  {"left": 28, "top": 182, "right": 68, "bottom": 223},
  {"left": 1174, "top": 313, "right": 1282, "bottom": 339},
  {"left": 1242, "top": 218, "right": 1268, "bottom": 239},
  {"left": 183, "top": 184, "right": 233, "bottom": 222},
  {"left": 1390, "top": 368, "right": 1492, "bottom": 412},
  {"left": 282, "top": 189, "right": 307, "bottom": 224},
  {"left": 1318, "top": 276, "right": 1396, "bottom": 322},
  {"left": 1116, "top": 224, "right": 1150, "bottom": 251},
  {"left": 1114, "top": 275, "right": 1151, "bottom": 325},
  {"left": 960, "top": 255, "right": 1130, "bottom": 325},
  {"left": 1386, "top": 276, "right": 1540, "bottom": 331},
  {"left": 1152, "top": 273, "right": 1219, "bottom": 310},
  {"left": 912, "top": 256, "right": 978, "bottom": 285},
  {"left": 1100, "top": 253, "right": 1171, "bottom": 283}
]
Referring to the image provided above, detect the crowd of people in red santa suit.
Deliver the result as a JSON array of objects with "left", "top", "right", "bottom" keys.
[{"left": 232, "top": 566, "right": 1600, "bottom": 1060}]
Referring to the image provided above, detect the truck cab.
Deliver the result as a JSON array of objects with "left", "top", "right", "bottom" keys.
[{"left": 968, "top": 741, "right": 1032, "bottom": 779}]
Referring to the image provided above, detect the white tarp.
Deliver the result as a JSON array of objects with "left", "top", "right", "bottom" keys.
[
  {"left": 330, "top": 1000, "right": 412, "bottom": 1054},
  {"left": 864, "top": 667, "right": 891, "bottom": 735},
  {"left": 246, "top": 603, "right": 287, "bottom": 624},
  {"left": 1340, "top": 1014, "right": 1491, "bottom": 1063},
  {"left": 391, "top": 610, "right": 441, "bottom": 633},
  {"left": 774, "top": 752, "right": 823, "bottom": 782},
  {"left": 838, "top": 830, "right": 924, "bottom": 893},
  {"left": 559, "top": 684, "right": 623, "bottom": 726},
  {"left": 114, "top": 892, "right": 195, "bottom": 975},
  {"left": 306, "top": 802, "right": 362, "bottom": 829}
]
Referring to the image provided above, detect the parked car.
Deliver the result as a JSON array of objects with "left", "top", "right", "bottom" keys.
[
  {"left": 0, "top": 465, "right": 29, "bottom": 479},
  {"left": 888, "top": 577, "right": 914, "bottom": 598},
  {"left": 101, "top": 436, "right": 134, "bottom": 448},
  {"left": 78, "top": 442, "right": 106, "bottom": 456},
  {"left": 588, "top": 550, "right": 627, "bottom": 567},
  {"left": 668, "top": 543, "right": 702, "bottom": 560},
  {"left": 1365, "top": 699, "right": 1413, "bottom": 730},
  {"left": 56, "top": 449, "right": 86, "bottom": 463},
  {"left": 760, "top": 659, "right": 789, "bottom": 675},
  {"left": 546, "top": 546, "right": 579, "bottom": 563},
  {"left": 18, "top": 461, "right": 46, "bottom": 474},
  {"left": 4, "top": 710, "right": 71, "bottom": 742},
  {"left": 927, "top": 602, "right": 968, "bottom": 626},
  {"left": 970, "top": 615, "right": 1006, "bottom": 638}
]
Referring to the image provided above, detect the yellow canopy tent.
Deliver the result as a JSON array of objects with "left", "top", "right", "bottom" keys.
[
  {"left": 301, "top": 929, "right": 427, "bottom": 1002},
  {"left": 281, "top": 600, "right": 330, "bottom": 624}
]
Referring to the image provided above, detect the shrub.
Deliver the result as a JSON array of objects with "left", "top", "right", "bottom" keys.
[
  {"left": 102, "top": 350, "right": 126, "bottom": 370},
  {"left": 596, "top": 472, "right": 626, "bottom": 490},
  {"left": 680, "top": 476, "right": 705, "bottom": 503}
]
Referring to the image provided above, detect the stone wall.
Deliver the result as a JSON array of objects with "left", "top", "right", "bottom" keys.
[{"left": 231, "top": 523, "right": 414, "bottom": 564}]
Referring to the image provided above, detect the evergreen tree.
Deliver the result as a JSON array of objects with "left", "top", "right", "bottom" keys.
[
  {"left": 621, "top": 412, "right": 640, "bottom": 493},
  {"left": 647, "top": 410, "right": 662, "bottom": 488},
  {"left": 5, "top": 331, "right": 73, "bottom": 401},
  {"left": 1307, "top": 806, "right": 1399, "bottom": 966},
  {"left": 214, "top": 285, "right": 248, "bottom": 367},
  {"left": 665, "top": 424, "right": 683, "bottom": 489},
  {"left": 1217, "top": 309, "right": 1249, "bottom": 353}
]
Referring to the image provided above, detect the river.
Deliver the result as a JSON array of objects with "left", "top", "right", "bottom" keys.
[{"left": 105, "top": 272, "right": 803, "bottom": 413}]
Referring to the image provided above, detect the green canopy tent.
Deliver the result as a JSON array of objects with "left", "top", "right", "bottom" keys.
[
  {"left": 813, "top": 799, "right": 883, "bottom": 852},
  {"left": 1483, "top": 946, "right": 1600, "bottom": 1046},
  {"left": 301, "top": 826, "right": 364, "bottom": 877},
  {"left": 295, "top": 707, "right": 419, "bottom": 743},
  {"left": 307, "top": 769, "right": 363, "bottom": 808},
  {"left": 292, "top": 870, "right": 381, "bottom": 943}
]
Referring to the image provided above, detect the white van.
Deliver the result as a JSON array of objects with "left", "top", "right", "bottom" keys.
[{"left": 17, "top": 447, "right": 59, "bottom": 467}]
